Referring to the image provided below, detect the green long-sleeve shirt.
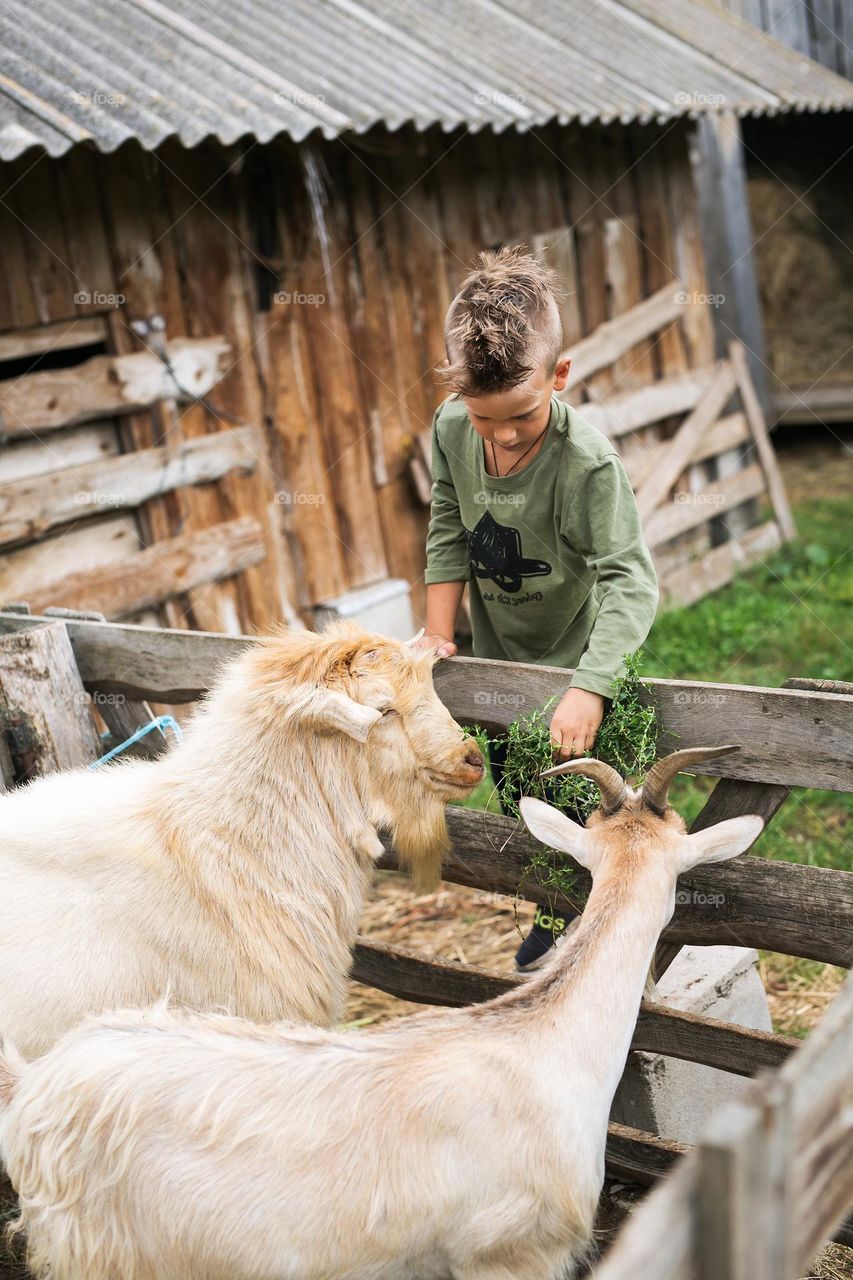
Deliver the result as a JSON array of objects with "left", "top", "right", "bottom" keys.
[{"left": 425, "top": 394, "right": 659, "bottom": 698}]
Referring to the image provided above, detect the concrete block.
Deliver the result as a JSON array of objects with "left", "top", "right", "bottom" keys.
[{"left": 611, "top": 945, "right": 772, "bottom": 1146}]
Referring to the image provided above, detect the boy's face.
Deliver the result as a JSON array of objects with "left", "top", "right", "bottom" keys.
[{"left": 462, "top": 356, "right": 571, "bottom": 452}]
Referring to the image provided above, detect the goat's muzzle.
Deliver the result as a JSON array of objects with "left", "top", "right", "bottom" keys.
[{"left": 430, "top": 742, "right": 485, "bottom": 793}]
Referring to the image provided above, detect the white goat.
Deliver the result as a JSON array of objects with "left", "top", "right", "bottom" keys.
[
  {"left": 0, "top": 746, "right": 761, "bottom": 1280},
  {"left": 0, "top": 621, "right": 484, "bottom": 1058}
]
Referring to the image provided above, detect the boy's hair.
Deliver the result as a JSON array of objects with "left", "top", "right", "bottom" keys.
[{"left": 438, "top": 245, "right": 564, "bottom": 397}]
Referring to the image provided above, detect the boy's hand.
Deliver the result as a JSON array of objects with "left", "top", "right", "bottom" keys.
[
  {"left": 549, "top": 688, "right": 605, "bottom": 760},
  {"left": 412, "top": 631, "right": 458, "bottom": 659}
]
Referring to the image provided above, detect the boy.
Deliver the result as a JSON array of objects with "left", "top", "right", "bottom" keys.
[{"left": 418, "top": 245, "right": 659, "bottom": 969}]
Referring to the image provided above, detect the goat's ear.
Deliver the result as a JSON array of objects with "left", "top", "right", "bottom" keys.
[
  {"left": 313, "top": 689, "right": 384, "bottom": 742},
  {"left": 677, "top": 814, "right": 764, "bottom": 873},
  {"left": 519, "top": 797, "right": 597, "bottom": 870}
]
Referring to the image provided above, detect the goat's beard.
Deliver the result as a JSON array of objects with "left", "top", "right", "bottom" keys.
[{"left": 392, "top": 799, "right": 450, "bottom": 894}]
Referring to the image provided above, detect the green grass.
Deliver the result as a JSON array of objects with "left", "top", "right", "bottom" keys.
[
  {"left": 644, "top": 497, "right": 852, "bottom": 878},
  {"left": 644, "top": 498, "right": 853, "bottom": 689}
]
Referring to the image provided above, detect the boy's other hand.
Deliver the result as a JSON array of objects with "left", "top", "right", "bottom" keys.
[
  {"left": 412, "top": 630, "right": 458, "bottom": 659},
  {"left": 549, "top": 688, "right": 605, "bottom": 759}
]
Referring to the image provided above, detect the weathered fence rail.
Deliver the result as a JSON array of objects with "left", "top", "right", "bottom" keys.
[
  {"left": 0, "top": 608, "right": 850, "bottom": 1273},
  {"left": 0, "top": 613, "right": 851, "bottom": 792}
]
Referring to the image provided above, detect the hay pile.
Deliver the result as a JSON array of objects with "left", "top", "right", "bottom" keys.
[
  {"left": 345, "top": 870, "right": 533, "bottom": 1024},
  {"left": 748, "top": 174, "right": 853, "bottom": 392}
]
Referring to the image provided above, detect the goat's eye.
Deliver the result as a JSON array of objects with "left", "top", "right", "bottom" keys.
[{"left": 381, "top": 707, "right": 399, "bottom": 718}]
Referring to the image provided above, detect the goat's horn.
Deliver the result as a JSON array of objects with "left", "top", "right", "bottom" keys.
[
  {"left": 539, "top": 757, "right": 628, "bottom": 815},
  {"left": 641, "top": 745, "right": 741, "bottom": 815}
]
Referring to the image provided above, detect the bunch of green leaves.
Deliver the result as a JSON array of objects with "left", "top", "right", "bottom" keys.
[
  {"left": 490, "top": 651, "right": 661, "bottom": 924},
  {"left": 496, "top": 650, "right": 660, "bottom": 820}
]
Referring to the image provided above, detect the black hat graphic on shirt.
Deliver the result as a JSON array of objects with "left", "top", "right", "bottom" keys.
[{"left": 466, "top": 511, "right": 552, "bottom": 594}]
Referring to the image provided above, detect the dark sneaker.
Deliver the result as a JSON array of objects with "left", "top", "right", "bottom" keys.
[{"left": 515, "top": 904, "right": 578, "bottom": 972}]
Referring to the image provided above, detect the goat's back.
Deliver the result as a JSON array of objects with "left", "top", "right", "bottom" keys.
[{"left": 2, "top": 1006, "right": 598, "bottom": 1280}]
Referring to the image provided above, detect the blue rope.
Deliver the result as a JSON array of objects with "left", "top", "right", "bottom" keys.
[{"left": 90, "top": 715, "right": 183, "bottom": 769}]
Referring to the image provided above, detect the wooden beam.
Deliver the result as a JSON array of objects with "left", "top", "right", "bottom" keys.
[
  {"left": 0, "top": 316, "right": 108, "bottom": 362},
  {"left": 643, "top": 462, "right": 766, "bottom": 549},
  {"left": 0, "top": 611, "right": 252, "bottom": 703},
  {"left": 351, "top": 938, "right": 800, "bottom": 1077},
  {"left": 784, "top": 973, "right": 853, "bottom": 1272},
  {"left": 560, "top": 283, "right": 685, "bottom": 386},
  {"left": 579, "top": 366, "right": 714, "bottom": 439},
  {"left": 0, "top": 337, "right": 230, "bottom": 436},
  {"left": 692, "top": 111, "right": 770, "bottom": 415},
  {"left": 772, "top": 384, "right": 853, "bottom": 426},
  {"left": 659, "top": 519, "right": 781, "bottom": 609},
  {"left": 624, "top": 411, "right": 749, "bottom": 489},
  {"left": 428, "top": 808, "right": 851, "bottom": 966},
  {"left": 635, "top": 361, "right": 737, "bottom": 519},
  {"left": 13, "top": 518, "right": 265, "bottom": 620},
  {"left": 0, "top": 425, "right": 262, "bottom": 547},
  {"left": 0, "top": 613, "right": 850, "bottom": 797},
  {"left": 432, "top": 654, "right": 853, "bottom": 793},
  {"left": 605, "top": 1122, "right": 687, "bottom": 1187},
  {"left": 729, "top": 340, "right": 796, "bottom": 540}
]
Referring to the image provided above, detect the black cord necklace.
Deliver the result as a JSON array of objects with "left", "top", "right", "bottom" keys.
[{"left": 490, "top": 420, "right": 550, "bottom": 478}]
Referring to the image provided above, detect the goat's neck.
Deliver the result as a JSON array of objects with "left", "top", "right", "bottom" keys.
[{"left": 525, "top": 862, "right": 673, "bottom": 1105}]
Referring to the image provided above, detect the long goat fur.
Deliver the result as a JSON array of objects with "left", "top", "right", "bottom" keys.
[
  {"left": 0, "top": 757, "right": 762, "bottom": 1280},
  {"left": 0, "top": 621, "right": 483, "bottom": 1058}
]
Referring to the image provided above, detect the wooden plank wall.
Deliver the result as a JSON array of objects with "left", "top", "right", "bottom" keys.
[{"left": 0, "top": 121, "right": 716, "bottom": 632}]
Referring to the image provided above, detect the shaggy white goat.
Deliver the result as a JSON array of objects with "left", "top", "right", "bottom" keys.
[
  {"left": 0, "top": 621, "right": 484, "bottom": 1058},
  {"left": 0, "top": 746, "right": 761, "bottom": 1280}
]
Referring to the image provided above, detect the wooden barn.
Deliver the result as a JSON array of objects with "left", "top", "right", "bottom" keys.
[
  {"left": 0, "top": 0, "right": 851, "bottom": 638},
  {"left": 705, "top": 0, "right": 853, "bottom": 427}
]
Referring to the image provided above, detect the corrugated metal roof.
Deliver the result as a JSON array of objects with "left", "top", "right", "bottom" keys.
[{"left": 1, "top": 0, "right": 851, "bottom": 162}]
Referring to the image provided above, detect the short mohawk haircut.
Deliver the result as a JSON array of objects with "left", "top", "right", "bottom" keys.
[{"left": 438, "top": 245, "right": 563, "bottom": 397}]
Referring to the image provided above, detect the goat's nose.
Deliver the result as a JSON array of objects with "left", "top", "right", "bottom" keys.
[{"left": 464, "top": 742, "right": 485, "bottom": 773}]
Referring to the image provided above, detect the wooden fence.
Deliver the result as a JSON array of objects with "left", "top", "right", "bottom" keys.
[{"left": 0, "top": 606, "right": 850, "bottom": 1275}]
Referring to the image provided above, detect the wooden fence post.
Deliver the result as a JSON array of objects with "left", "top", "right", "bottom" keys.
[
  {"left": 42, "top": 608, "right": 164, "bottom": 760},
  {"left": 0, "top": 620, "right": 100, "bottom": 777},
  {"left": 696, "top": 1079, "right": 793, "bottom": 1280}
]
